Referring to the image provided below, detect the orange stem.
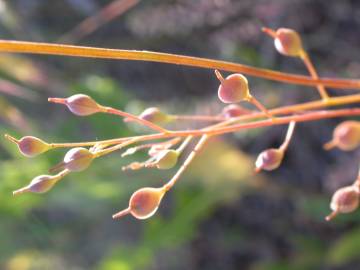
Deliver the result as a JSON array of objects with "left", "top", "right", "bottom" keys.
[{"left": 0, "top": 40, "right": 359, "bottom": 90}]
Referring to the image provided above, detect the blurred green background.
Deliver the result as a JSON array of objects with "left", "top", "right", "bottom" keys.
[{"left": 1, "top": 0, "right": 360, "bottom": 269}]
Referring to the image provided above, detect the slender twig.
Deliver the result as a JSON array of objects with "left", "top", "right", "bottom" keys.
[
  {"left": 21, "top": 93, "right": 360, "bottom": 150},
  {"left": 164, "top": 135, "right": 209, "bottom": 191},
  {"left": 0, "top": 40, "right": 359, "bottom": 89}
]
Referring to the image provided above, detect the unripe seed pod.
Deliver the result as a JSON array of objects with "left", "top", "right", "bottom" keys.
[
  {"left": 326, "top": 185, "right": 360, "bottom": 221},
  {"left": 274, "top": 28, "right": 303, "bottom": 57},
  {"left": 49, "top": 94, "right": 101, "bottom": 116},
  {"left": 113, "top": 187, "right": 166, "bottom": 220},
  {"left": 153, "top": 149, "right": 179, "bottom": 169},
  {"left": 216, "top": 70, "right": 250, "bottom": 104},
  {"left": 325, "top": 121, "right": 360, "bottom": 151},
  {"left": 13, "top": 175, "right": 58, "bottom": 195},
  {"left": 255, "top": 148, "right": 284, "bottom": 172},
  {"left": 138, "top": 107, "right": 169, "bottom": 124},
  {"left": 64, "top": 147, "right": 94, "bottom": 172},
  {"left": 221, "top": 104, "right": 251, "bottom": 118},
  {"left": 17, "top": 136, "right": 50, "bottom": 157}
]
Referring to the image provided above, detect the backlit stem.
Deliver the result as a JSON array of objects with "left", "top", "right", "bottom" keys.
[{"left": 0, "top": 40, "right": 360, "bottom": 89}]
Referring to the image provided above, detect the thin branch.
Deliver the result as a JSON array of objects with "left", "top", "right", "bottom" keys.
[{"left": 0, "top": 40, "right": 359, "bottom": 89}]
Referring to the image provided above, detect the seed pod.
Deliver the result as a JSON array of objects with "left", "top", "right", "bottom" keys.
[
  {"left": 113, "top": 187, "right": 166, "bottom": 220},
  {"left": 324, "top": 121, "right": 360, "bottom": 151},
  {"left": 14, "top": 136, "right": 50, "bottom": 157},
  {"left": 274, "top": 28, "right": 303, "bottom": 57},
  {"left": 153, "top": 149, "right": 179, "bottom": 169},
  {"left": 138, "top": 107, "right": 169, "bottom": 124},
  {"left": 48, "top": 94, "right": 101, "bottom": 116},
  {"left": 63, "top": 147, "right": 94, "bottom": 172},
  {"left": 216, "top": 70, "right": 250, "bottom": 104},
  {"left": 255, "top": 148, "right": 284, "bottom": 172},
  {"left": 13, "top": 175, "right": 58, "bottom": 195},
  {"left": 221, "top": 104, "right": 251, "bottom": 118},
  {"left": 326, "top": 185, "right": 360, "bottom": 221}
]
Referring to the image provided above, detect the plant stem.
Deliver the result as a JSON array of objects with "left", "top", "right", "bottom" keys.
[
  {"left": 100, "top": 106, "right": 169, "bottom": 133},
  {"left": 164, "top": 135, "right": 209, "bottom": 191},
  {"left": 0, "top": 40, "right": 360, "bottom": 89},
  {"left": 280, "top": 121, "right": 296, "bottom": 151},
  {"left": 300, "top": 51, "right": 329, "bottom": 100},
  {"left": 37, "top": 93, "right": 360, "bottom": 149},
  {"left": 65, "top": 108, "right": 360, "bottom": 155}
]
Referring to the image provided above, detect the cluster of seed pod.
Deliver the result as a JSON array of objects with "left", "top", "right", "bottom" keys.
[{"left": 4, "top": 26, "right": 360, "bottom": 223}]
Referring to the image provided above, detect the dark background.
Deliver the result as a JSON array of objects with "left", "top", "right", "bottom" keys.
[{"left": 1, "top": 0, "right": 360, "bottom": 269}]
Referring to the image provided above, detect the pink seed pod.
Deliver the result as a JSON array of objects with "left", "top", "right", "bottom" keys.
[
  {"left": 255, "top": 148, "right": 284, "bottom": 172},
  {"left": 326, "top": 185, "right": 360, "bottom": 221},
  {"left": 138, "top": 107, "right": 169, "bottom": 124},
  {"left": 274, "top": 28, "right": 303, "bottom": 57},
  {"left": 63, "top": 147, "right": 94, "bottom": 172},
  {"left": 16, "top": 136, "right": 50, "bottom": 157},
  {"left": 324, "top": 121, "right": 360, "bottom": 151},
  {"left": 48, "top": 94, "right": 101, "bottom": 116},
  {"left": 113, "top": 187, "right": 166, "bottom": 220},
  {"left": 216, "top": 70, "right": 250, "bottom": 104},
  {"left": 221, "top": 104, "right": 251, "bottom": 118},
  {"left": 13, "top": 175, "right": 58, "bottom": 195},
  {"left": 153, "top": 149, "right": 179, "bottom": 170}
]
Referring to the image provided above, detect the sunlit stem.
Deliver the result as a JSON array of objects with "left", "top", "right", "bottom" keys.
[
  {"left": 214, "top": 69, "right": 225, "bottom": 84},
  {"left": 246, "top": 95, "right": 273, "bottom": 118},
  {"left": 300, "top": 51, "right": 329, "bottom": 100},
  {"left": 121, "top": 137, "right": 181, "bottom": 157},
  {"left": 325, "top": 209, "right": 339, "bottom": 221},
  {"left": 95, "top": 138, "right": 141, "bottom": 157},
  {"left": 4, "top": 134, "right": 19, "bottom": 144},
  {"left": 112, "top": 207, "right": 131, "bottom": 219},
  {"left": 163, "top": 135, "right": 209, "bottom": 191},
  {"left": 47, "top": 97, "right": 67, "bottom": 105},
  {"left": 175, "top": 136, "right": 193, "bottom": 154},
  {"left": 323, "top": 139, "right": 337, "bottom": 150},
  {"left": 261, "top": 27, "right": 277, "bottom": 38},
  {"left": 1, "top": 40, "right": 360, "bottom": 89},
  {"left": 9, "top": 93, "right": 360, "bottom": 152},
  {"left": 169, "top": 114, "right": 226, "bottom": 122},
  {"left": 48, "top": 96, "right": 168, "bottom": 133},
  {"left": 99, "top": 106, "right": 169, "bottom": 133},
  {"left": 279, "top": 121, "right": 296, "bottom": 151}
]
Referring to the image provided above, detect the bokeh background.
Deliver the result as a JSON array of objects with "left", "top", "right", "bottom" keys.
[{"left": 1, "top": 0, "right": 360, "bottom": 269}]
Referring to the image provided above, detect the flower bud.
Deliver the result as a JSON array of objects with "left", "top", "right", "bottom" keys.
[
  {"left": 13, "top": 175, "right": 59, "bottom": 195},
  {"left": 255, "top": 148, "right": 284, "bottom": 172},
  {"left": 221, "top": 104, "right": 251, "bottom": 118},
  {"left": 274, "top": 28, "right": 303, "bottom": 57},
  {"left": 153, "top": 149, "right": 179, "bottom": 170},
  {"left": 324, "top": 121, "right": 360, "bottom": 151},
  {"left": 113, "top": 187, "right": 166, "bottom": 220},
  {"left": 6, "top": 135, "right": 50, "bottom": 157},
  {"left": 48, "top": 94, "right": 101, "bottom": 116},
  {"left": 326, "top": 185, "right": 360, "bottom": 221},
  {"left": 216, "top": 70, "right": 250, "bottom": 104},
  {"left": 63, "top": 147, "right": 94, "bottom": 172},
  {"left": 138, "top": 107, "right": 169, "bottom": 124}
]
